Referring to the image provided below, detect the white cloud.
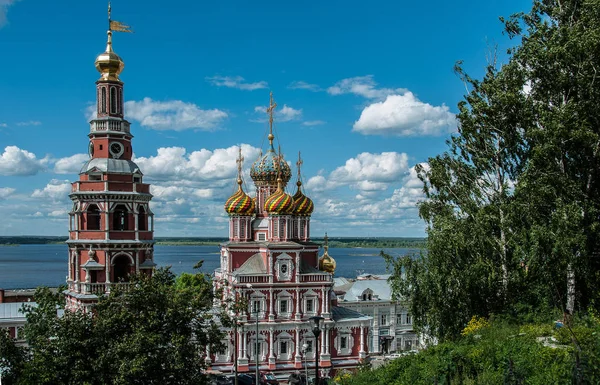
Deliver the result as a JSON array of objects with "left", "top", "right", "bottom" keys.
[
  {"left": 302, "top": 120, "right": 325, "bottom": 126},
  {"left": 53, "top": 153, "right": 88, "bottom": 174},
  {"left": 0, "top": 123, "right": 7, "bottom": 127},
  {"left": 206, "top": 76, "right": 268, "bottom": 91},
  {"left": 0, "top": 187, "right": 15, "bottom": 199},
  {"left": 124, "top": 98, "right": 228, "bottom": 131},
  {"left": 306, "top": 152, "right": 409, "bottom": 194},
  {"left": 288, "top": 81, "right": 321, "bottom": 92},
  {"left": 0, "top": 0, "right": 20, "bottom": 28},
  {"left": 16, "top": 120, "right": 41, "bottom": 126},
  {"left": 135, "top": 144, "right": 260, "bottom": 182},
  {"left": 253, "top": 104, "right": 302, "bottom": 122},
  {"left": 31, "top": 179, "right": 71, "bottom": 201},
  {"left": 327, "top": 75, "right": 405, "bottom": 99},
  {"left": 0, "top": 146, "right": 48, "bottom": 176},
  {"left": 353, "top": 93, "right": 456, "bottom": 137}
]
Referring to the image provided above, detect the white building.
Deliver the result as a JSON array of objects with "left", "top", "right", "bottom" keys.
[{"left": 334, "top": 274, "right": 418, "bottom": 354}]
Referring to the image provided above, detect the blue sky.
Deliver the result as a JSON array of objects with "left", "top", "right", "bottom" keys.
[{"left": 0, "top": 0, "right": 531, "bottom": 237}]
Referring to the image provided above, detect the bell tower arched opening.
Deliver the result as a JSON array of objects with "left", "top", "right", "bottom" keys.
[{"left": 112, "top": 255, "right": 131, "bottom": 282}]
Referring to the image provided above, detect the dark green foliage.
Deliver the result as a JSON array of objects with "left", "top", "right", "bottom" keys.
[
  {"left": 6, "top": 267, "right": 224, "bottom": 385},
  {"left": 0, "top": 329, "right": 26, "bottom": 385},
  {"left": 341, "top": 317, "right": 600, "bottom": 385}
]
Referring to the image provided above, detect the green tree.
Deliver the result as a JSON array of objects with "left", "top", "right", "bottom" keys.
[
  {"left": 0, "top": 329, "right": 25, "bottom": 385},
  {"left": 16, "top": 267, "right": 225, "bottom": 385},
  {"left": 385, "top": 0, "right": 600, "bottom": 340}
]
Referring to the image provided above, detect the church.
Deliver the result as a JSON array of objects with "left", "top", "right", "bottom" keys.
[
  {"left": 208, "top": 94, "right": 371, "bottom": 378},
  {"left": 59, "top": 9, "right": 371, "bottom": 379}
]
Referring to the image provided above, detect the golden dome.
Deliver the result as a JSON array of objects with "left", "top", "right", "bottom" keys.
[
  {"left": 95, "top": 31, "right": 124, "bottom": 81},
  {"left": 319, "top": 233, "right": 336, "bottom": 274}
]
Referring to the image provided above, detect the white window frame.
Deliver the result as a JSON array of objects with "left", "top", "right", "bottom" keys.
[
  {"left": 335, "top": 331, "right": 353, "bottom": 356},
  {"left": 276, "top": 291, "right": 293, "bottom": 319}
]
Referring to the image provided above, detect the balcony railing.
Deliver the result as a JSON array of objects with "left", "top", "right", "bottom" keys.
[
  {"left": 68, "top": 281, "right": 132, "bottom": 295},
  {"left": 237, "top": 275, "right": 269, "bottom": 284},
  {"left": 90, "top": 119, "right": 131, "bottom": 134},
  {"left": 300, "top": 274, "right": 331, "bottom": 283}
]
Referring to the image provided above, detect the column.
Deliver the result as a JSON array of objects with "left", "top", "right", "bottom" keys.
[
  {"left": 390, "top": 305, "right": 397, "bottom": 352},
  {"left": 269, "top": 328, "right": 275, "bottom": 359},
  {"left": 134, "top": 209, "right": 139, "bottom": 241},
  {"left": 238, "top": 330, "right": 243, "bottom": 359},
  {"left": 321, "top": 287, "right": 326, "bottom": 315},
  {"left": 104, "top": 204, "right": 110, "bottom": 240},
  {"left": 320, "top": 327, "right": 326, "bottom": 355},
  {"left": 295, "top": 288, "right": 301, "bottom": 320},
  {"left": 295, "top": 326, "right": 301, "bottom": 359},
  {"left": 269, "top": 289, "right": 274, "bottom": 321},
  {"left": 205, "top": 345, "right": 211, "bottom": 363},
  {"left": 243, "top": 331, "right": 247, "bottom": 359},
  {"left": 359, "top": 324, "right": 366, "bottom": 358},
  {"left": 373, "top": 306, "right": 380, "bottom": 354}
]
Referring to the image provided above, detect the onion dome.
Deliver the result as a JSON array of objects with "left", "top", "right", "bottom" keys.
[
  {"left": 264, "top": 179, "right": 295, "bottom": 215},
  {"left": 224, "top": 181, "right": 255, "bottom": 216},
  {"left": 250, "top": 92, "right": 292, "bottom": 186},
  {"left": 319, "top": 233, "right": 336, "bottom": 274},
  {"left": 250, "top": 148, "right": 292, "bottom": 186},
  {"left": 292, "top": 153, "right": 314, "bottom": 216},
  {"left": 225, "top": 148, "right": 256, "bottom": 216},
  {"left": 95, "top": 31, "right": 124, "bottom": 81}
]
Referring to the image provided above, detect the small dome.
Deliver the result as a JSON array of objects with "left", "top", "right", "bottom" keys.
[
  {"left": 318, "top": 234, "right": 336, "bottom": 274},
  {"left": 250, "top": 148, "right": 292, "bottom": 186},
  {"left": 225, "top": 182, "right": 255, "bottom": 216},
  {"left": 292, "top": 181, "right": 314, "bottom": 216},
  {"left": 95, "top": 31, "right": 124, "bottom": 81},
  {"left": 264, "top": 184, "right": 295, "bottom": 215}
]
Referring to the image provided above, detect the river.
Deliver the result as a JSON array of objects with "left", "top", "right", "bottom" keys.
[{"left": 0, "top": 244, "right": 421, "bottom": 289}]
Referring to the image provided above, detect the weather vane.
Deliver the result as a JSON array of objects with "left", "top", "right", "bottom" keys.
[{"left": 107, "top": 1, "right": 133, "bottom": 33}]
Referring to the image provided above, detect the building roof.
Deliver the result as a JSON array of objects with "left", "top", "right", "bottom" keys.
[
  {"left": 80, "top": 158, "right": 142, "bottom": 175},
  {"left": 331, "top": 306, "right": 371, "bottom": 322},
  {"left": 298, "top": 258, "right": 322, "bottom": 274},
  {"left": 334, "top": 276, "right": 393, "bottom": 302},
  {"left": 233, "top": 253, "right": 267, "bottom": 275}
]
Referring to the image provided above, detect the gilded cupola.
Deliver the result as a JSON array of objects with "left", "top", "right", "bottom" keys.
[
  {"left": 292, "top": 152, "right": 314, "bottom": 216},
  {"left": 250, "top": 92, "right": 292, "bottom": 186},
  {"left": 319, "top": 233, "right": 336, "bottom": 274},
  {"left": 224, "top": 148, "right": 256, "bottom": 216},
  {"left": 95, "top": 30, "right": 125, "bottom": 81}
]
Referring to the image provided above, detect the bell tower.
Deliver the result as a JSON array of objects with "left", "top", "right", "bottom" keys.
[{"left": 65, "top": 10, "right": 155, "bottom": 311}]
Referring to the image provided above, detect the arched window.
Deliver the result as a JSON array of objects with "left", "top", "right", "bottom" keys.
[
  {"left": 112, "top": 255, "right": 131, "bottom": 282},
  {"left": 110, "top": 87, "right": 117, "bottom": 114},
  {"left": 87, "top": 204, "right": 101, "bottom": 230},
  {"left": 113, "top": 204, "right": 129, "bottom": 231},
  {"left": 119, "top": 88, "right": 123, "bottom": 114},
  {"left": 101, "top": 88, "right": 107, "bottom": 114},
  {"left": 138, "top": 206, "right": 147, "bottom": 231}
]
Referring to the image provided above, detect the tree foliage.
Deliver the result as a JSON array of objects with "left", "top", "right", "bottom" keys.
[
  {"left": 2, "top": 267, "right": 225, "bottom": 385},
  {"left": 385, "top": 0, "right": 600, "bottom": 340}
]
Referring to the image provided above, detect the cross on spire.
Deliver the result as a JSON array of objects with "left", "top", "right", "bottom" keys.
[
  {"left": 324, "top": 232, "right": 329, "bottom": 252},
  {"left": 267, "top": 91, "right": 277, "bottom": 146},
  {"left": 236, "top": 146, "right": 244, "bottom": 186}
]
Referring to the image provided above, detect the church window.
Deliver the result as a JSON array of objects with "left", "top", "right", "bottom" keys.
[
  {"left": 306, "top": 299, "right": 314, "bottom": 313},
  {"left": 340, "top": 336, "right": 347, "bottom": 349},
  {"left": 101, "top": 88, "right": 107, "bottom": 113},
  {"left": 87, "top": 204, "right": 101, "bottom": 230},
  {"left": 138, "top": 206, "right": 147, "bottom": 231},
  {"left": 113, "top": 204, "right": 129, "bottom": 231},
  {"left": 257, "top": 233, "right": 266, "bottom": 241},
  {"left": 279, "top": 299, "right": 288, "bottom": 314},
  {"left": 280, "top": 341, "right": 288, "bottom": 355},
  {"left": 110, "top": 87, "right": 117, "bottom": 114},
  {"left": 89, "top": 174, "right": 101, "bottom": 181},
  {"left": 118, "top": 88, "right": 123, "bottom": 114},
  {"left": 99, "top": 145, "right": 103, "bottom": 150}
]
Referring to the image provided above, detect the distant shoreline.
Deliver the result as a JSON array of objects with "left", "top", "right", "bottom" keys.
[{"left": 0, "top": 236, "right": 426, "bottom": 249}]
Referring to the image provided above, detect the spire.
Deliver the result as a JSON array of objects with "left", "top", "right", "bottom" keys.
[
  {"left": 266, "top": 91, "right": 277, "bottom": 149},
  {"left": 296, "top": 151, "right": 303, "bottom": 188},
  {"left": 235, "top": 146, "right": 244, "bottom": 188},
  {"left": 324, "top": 232, "right": 329, "bottom": 253},
  {"left": 275, "top": 145, "right": 283, "bottom": 191}
]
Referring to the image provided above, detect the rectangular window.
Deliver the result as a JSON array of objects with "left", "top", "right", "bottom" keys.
[
  {"left": 279, "top": 299, "right": 288, "bottom": 314},
  {"left": 89, "top": 174, "right": 101, "bottom": 181},
  {"left": 406, "top": 314, "right": 412, "bottom": 325},
  {"left": 306, "top": 299, "right": 314, "bottom": 313},
  {"left": 340, "top": 336, "right": 347, "bottom": 349},
  {"left": 381, "top": 314, "right": 387, "bottom": 326},
  {"left": 280, "top": 341, "right": 288, "bottom": 354},
  {"left": 258, "top": 233, "right": 266, "bottom": 241},
  {"left": 278, "top": 221, "right": 285, "bottom": 239},
  {"left": 306, "top": 340, "right": 313, "bottom": 353},
  {"left": 252, "top": 300, "right": 260, "bottom": 314},
  {"left": 253, "top": 341, "right": 260, "bottom": 356},
  {"left": 396, "top": 314, "right": 403, "bottom": 325}
]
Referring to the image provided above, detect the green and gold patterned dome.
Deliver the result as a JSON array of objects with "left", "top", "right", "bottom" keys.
[
  {"left": 292, "top": 181, "right": 314, "bottom": 216},
  {"left": 250, "top": 147, "right": 292, "bottom": 186},
  {"left": 224, "top": 181, "right": 255, "bottom": 216}
]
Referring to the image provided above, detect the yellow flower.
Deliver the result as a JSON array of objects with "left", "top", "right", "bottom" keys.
[{"left": 462, "top": 316, "right": 490, "bottom": 336}]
